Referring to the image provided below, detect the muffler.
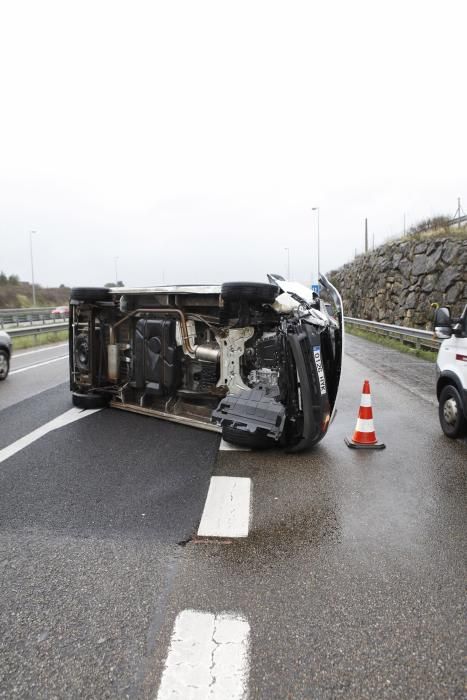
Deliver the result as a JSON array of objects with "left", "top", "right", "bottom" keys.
[{"left": 108, "top": 344, "right": 119, "bottom": 382}]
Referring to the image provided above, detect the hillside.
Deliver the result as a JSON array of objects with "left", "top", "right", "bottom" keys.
[{"left": 0, "top": 275, "right": 70, "bottom": 309}]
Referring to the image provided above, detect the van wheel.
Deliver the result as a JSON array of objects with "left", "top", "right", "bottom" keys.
[
  {"left": 70, "top": 287, "right": 110, "bottom": 302},
  {"left": 221, "top": 282, "right": 279, "bottom": 304},
  {"left": 439, "top": 385, "right": 467, "bottom": 438},
  {"left": 222, "top": 425, "right": 276, "bottom": 449},
  {"left": 72, "top": 391, "right": 109, "bottom": 409}
]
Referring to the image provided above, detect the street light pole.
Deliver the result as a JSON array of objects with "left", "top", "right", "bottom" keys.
[
  {"left": 312, "top": 207, "right": 320, "bottom": 281},
  {"left": 114, "top": 256, "right": 119, "bottom": 285},
  {"left": 30, "top": 230, "right": 36, "bottom": 306},
  {"left": 284, "top": 247, "right": 290, "bottom": 280}
]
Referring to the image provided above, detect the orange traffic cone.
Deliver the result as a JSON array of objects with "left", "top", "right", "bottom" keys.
[{"left": 345, "top": 380, "right": 386, "bottom": 450}]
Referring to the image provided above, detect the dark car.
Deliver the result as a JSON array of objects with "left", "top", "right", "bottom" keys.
[{"left": 68, "top": 274, "right": 343, "bottom": 451}]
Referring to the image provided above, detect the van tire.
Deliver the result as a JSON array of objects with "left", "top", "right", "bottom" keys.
[
  {"left": 439, "top": 384, "right": 467, "bottom": 438},
  {"left": 222, "top": 425, "right": 276, "bottom": 449},
  {"left": 221, "top": 282, "right": 279, "bottom": 304},
  {"left": 70, "top": 287, "right": 110, "bottom": 302},
  {"left": 72, "top": 391, "right": 109, "bottom": 410}
]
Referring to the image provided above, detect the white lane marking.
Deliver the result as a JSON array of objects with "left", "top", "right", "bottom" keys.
[
  {"left": 156, "top": 610, "right": 250, "bottom": 700},
  {"left": 0, "top": 407, "right": 102, "bottom": 464},
  {"left": 219, "top": 438, "right": 251, "bottom": 452},
  {"left": 14, "top": 343, "right": 68, "bottom": 358},
  {"left": 10, "top": 355, "right": 68, "bottom": 375},
  {"left": 197, "top": 476, "right": 251, "bottom": 538}
]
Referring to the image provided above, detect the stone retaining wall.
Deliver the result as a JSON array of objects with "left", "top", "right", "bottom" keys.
[{"left": 328, "top": 235, "right": 467, "bottom": 328}]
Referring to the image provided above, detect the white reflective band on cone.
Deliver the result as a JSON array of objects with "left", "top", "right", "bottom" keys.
[
  {"left": 355, "top": 418, "right": 375, "bottom": 433},
  {"left": 360, "top": 394, "right": 372, "bottom": 407}
]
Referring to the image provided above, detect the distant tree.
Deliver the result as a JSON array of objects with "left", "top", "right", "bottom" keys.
[
  {"left": 8, "top": 274, "right": 20, "bottom": 284},
  {"left": 104, "top": 281, "right": 125, "bottom": 287},
  {"left": 0, "top": 271, "right": 7, "bottom": 285}
]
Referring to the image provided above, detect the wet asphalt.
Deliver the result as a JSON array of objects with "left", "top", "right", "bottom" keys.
[
  {"left": 0, "top": 337, "right": 465, "bottom": 698},
  {"left": 344, "top": 334, "right": 439, "bottom": 406},
  {"left": 0, "top": 343, "right": 68, "bottom": 412}
]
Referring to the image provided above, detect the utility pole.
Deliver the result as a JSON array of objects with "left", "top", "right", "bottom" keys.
[
  {"left": 284, "top": 247, "right": 290, "bottom": 280},
  {"left": 365, "top": 218, "right": 368, "bottom": 253},
  {"left": 312, "top": 207, "right": 320, "bottom": 281},
  {"left": 114, "top": 256, "right": 119, "bottom": 284},
  {"left": 404, "top": 212, "right": 406, "bottom": 236},
  {"left": 453, "top": 196, "right": 464, "bottom": 227},
  {"left": 29, "top": 230, "right": 36, "bottom": 306}
]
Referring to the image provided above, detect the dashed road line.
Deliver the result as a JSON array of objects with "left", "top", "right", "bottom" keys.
[
  {"left": 0, "top": 407, "right": 102, "bottom": 464},
  {"left": 156, "top": 610, "right": 250, "bottom": 700},
  {"left": 10, "top": 354, "right": 68, "bottom": 375},
  {"left": 197, "top": 476, "right": 251, "bottom": 538}
]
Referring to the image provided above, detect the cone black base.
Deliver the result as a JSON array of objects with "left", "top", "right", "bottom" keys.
[{"left": 345, "top": 437, "right": 386, "bottom": 450}]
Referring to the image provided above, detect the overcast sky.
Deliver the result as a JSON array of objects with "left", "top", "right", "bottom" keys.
[{"left": 0, "top": 0, "right": 465, "bottom": 289}]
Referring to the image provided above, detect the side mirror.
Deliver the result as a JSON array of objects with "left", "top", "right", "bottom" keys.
[
  {"left": 434, "top": 306, "right": 453, "bottom": 339},
  {"left": 267, "top": 273, "right": 285, "bottom": 283}
]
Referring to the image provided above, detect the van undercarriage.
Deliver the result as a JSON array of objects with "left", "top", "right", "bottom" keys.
[{"left": 69, "top": 275, "right": 343, "bottom": 451}]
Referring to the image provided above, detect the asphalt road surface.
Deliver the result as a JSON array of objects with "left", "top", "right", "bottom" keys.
[
  {"left": 0, "top": 336, "right": 465, "bottom": 699},
  {"left": 0, "top": 342, "right": 68, "bottom": 412}
]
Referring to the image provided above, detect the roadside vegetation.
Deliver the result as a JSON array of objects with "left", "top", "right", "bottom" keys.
[
  {"left": 12, "top": 329, "right": 68, "bottom": 351},
  {"left": 0, "top": 272, "right": 70, "bottom": 308},
  {"left": 405, "top": 216, "right": 467, "bottom": 240},
  {"left": 385, "top": 216, "right": 467, "bottom": 247},
  {"left": 345, "top": 322, "right": 437, "bottom": 363}
]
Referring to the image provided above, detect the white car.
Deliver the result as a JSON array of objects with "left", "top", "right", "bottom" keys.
[
  {"left": 0, "top": 330, "right": 12, "bottom": 380},
  {"left": 69, "top": 275, "right": 343, "bottom": 451},
  {"left": 434, "top": 304, "right": 467, "bottom": 438}
]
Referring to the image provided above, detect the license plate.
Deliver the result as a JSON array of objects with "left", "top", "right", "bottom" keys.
[{"left": 313, "top": 346, "right": 327, "bottom": 395}]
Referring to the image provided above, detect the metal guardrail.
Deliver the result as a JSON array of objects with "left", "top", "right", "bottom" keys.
[
  {"left": 0, "top": 306, "right": 66, "bottom": 328},
  {"left": 0, "top": 306, "right": 55, "bottom": 314},
  {"left": 412, "top": 214, "right": 467, "bottom": 234},
  {"left": 344, "top": 317, "right": 440, "bottom": 351},
  {"left": 8, "top": 322, "right": 68, "bottom": 339},
  {"left": 1, "top": 316, "right": 68, "bottom": 330},
  {"left": 448, "top": 214, "right": 467, "bottom": 226},
  {"left": 6, "top": 314, "right": 440, "bottom": 352}
]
